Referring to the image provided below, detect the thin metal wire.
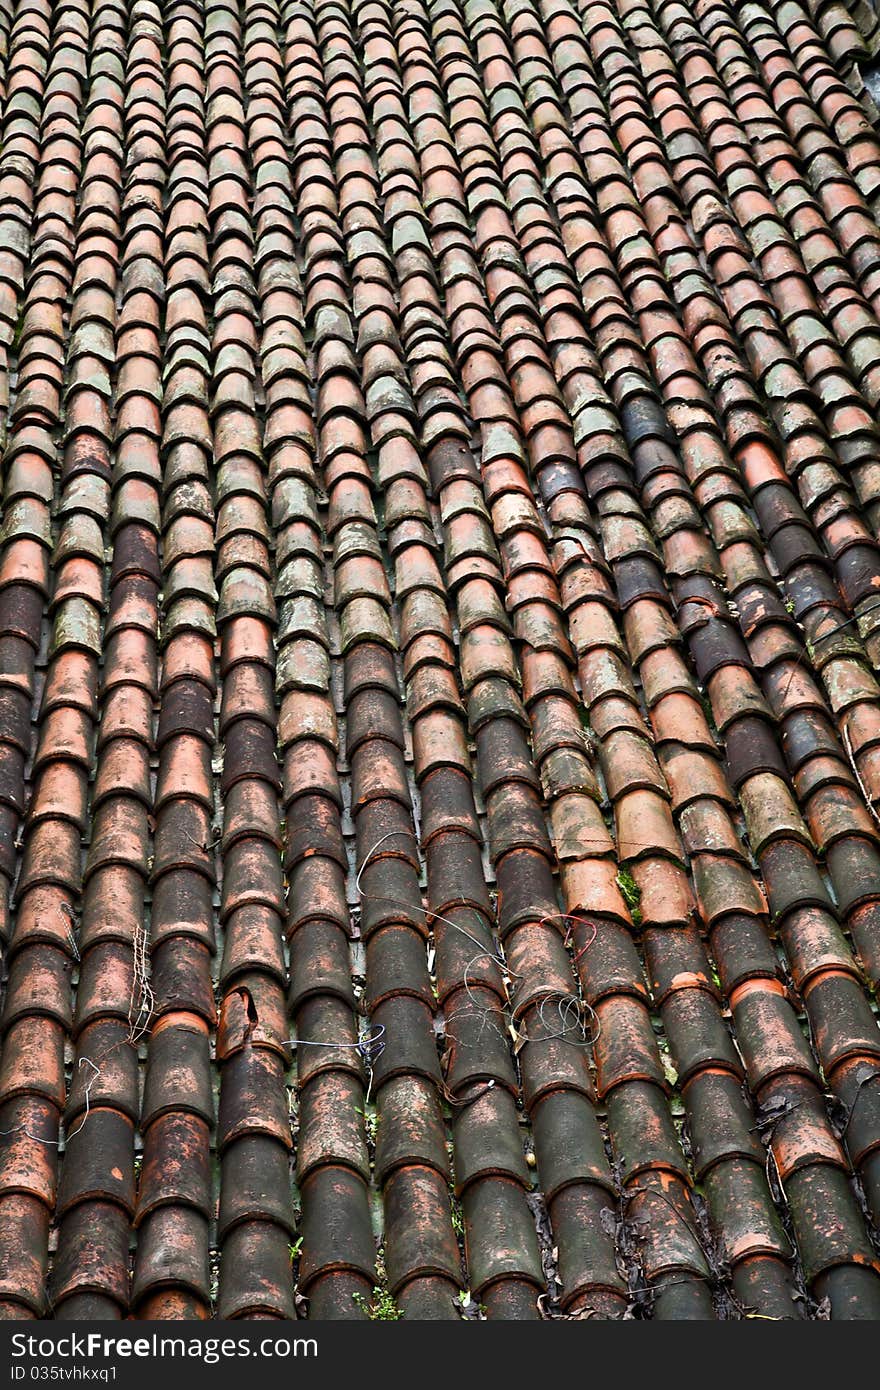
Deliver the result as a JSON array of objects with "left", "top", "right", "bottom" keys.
[
  {"left": 0, "top": 1057, "right": 100, "bottom": 1147},
  {"left": 357, "top": 833, "right": 603, "bottom": 1053}
]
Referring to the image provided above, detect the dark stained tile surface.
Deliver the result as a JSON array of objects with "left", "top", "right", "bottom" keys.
[{"left": 0, "top": 0, "right": 879, "bottom": 1322}]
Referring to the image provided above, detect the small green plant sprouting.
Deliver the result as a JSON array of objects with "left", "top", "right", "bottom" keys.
[
  {"left": 698, "top": 692, "right": 718, "bottom": 736},
  {"left": 616, "top": 867, "right": 642, "bottom": 925},
  {"left": 657, "top": 1036, "right": 679, "bottom": 1089},
  {"left": 356, "top": 1103, "right": 379, "bottom": 1148},
  {"left": 353, "top": 1286, "right": 403, "bottom": 1320},
  {"left": 288, "top": 1237, "right": 303, "bottom": 1264},
  {"left": 450, "top": 1191, "right": 465, "bottom": 1238},
  {"left": 456, "top": 1289, "right": 487, "bottom": 1318}
]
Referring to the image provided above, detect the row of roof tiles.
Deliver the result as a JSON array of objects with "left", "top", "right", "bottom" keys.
[{"left": 0, "top": 0, "right": 878, "bottom": 1321}]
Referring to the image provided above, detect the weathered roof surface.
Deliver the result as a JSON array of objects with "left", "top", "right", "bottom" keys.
[{"left": 0, "top": 0, "right": 880, "bottom": 1323}]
